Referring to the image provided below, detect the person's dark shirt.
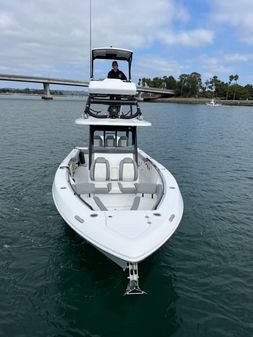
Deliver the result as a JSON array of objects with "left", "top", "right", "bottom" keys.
[{"left": 107, "top": 69, "right": 127, "bottom": 80}]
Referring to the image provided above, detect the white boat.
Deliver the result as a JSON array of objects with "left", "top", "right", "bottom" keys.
[
  {"left": 206, "top": 98, "right": 222, "bottom": 106},
  {"left": 52, "top": 48, "right": 184, "bottom": 295}
]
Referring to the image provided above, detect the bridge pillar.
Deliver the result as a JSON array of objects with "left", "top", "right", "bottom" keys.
[{"left": 41, "top": 82, "right": 53, "bottom": 100}]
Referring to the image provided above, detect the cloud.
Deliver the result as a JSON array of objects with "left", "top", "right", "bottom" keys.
[
  {"left": 224, "top": 53, "right": 251, "bottom": 62},
  {"left": 159, "top": 29, "right": 214, "bottom": 47},
  {"left": 0, "top": 0, "right": 215, "bottom": 80},
  {"left": 213, "top": 0, "right": 253, "bottom": 44},
  {"left": 0, "top": 1, "right": 92, "bottom": 77},
  {"left": 0, "top": 12, "right": 14, "bottom": 30},
  {"left": 134, "top": 55, "right": 184, "bottom": 79},
  {"left": 196, "top": 55, "right": 234, "bottom": 81}
]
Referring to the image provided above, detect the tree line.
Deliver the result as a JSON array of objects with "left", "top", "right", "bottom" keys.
[
  {"left": 138, "top": 74, "right": 253, "bottom": 100},
  {"left": 0, "top": 88, "right": 87, "bottom": 96},
  {"left": 0, "top": 87, "right": 64, "bottom": 95}
]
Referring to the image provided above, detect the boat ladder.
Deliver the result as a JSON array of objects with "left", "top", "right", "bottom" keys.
[{"left": 124, "top": 263, "right": 146, "bottom": 295}]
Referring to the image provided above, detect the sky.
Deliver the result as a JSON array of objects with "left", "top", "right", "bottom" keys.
[{"left": 1, "top": 0, "right": 253, "bottom": 89}]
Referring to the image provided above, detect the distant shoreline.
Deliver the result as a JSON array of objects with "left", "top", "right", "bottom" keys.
[
  {"left": 0, "top": 92, "right": 87, "bottom": 97},
  {"left": 1, "top": 93, "right": 253, "bottom": 106},
  {"left": 143, "top": 97, "right": 253, "bottom": 106}
]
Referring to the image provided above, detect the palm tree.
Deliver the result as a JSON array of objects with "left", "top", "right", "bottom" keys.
[
  {"left": 179, "top": 74, "right": 188, "bottom": 97},
  {"left": 233, "top": 74, "right": 239, "bottom": 100},
  {"left": 226, "top": 74, "right": 234, "bottom": 100}
]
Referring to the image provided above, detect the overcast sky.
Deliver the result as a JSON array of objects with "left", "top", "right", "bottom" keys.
[{"left": 1, "top": 0, "right": 253, "bottom": 88}]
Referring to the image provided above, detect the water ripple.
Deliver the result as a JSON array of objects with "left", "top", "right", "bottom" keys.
[{"left": 0, "top": 98, "right": 253, "bottom": 337}]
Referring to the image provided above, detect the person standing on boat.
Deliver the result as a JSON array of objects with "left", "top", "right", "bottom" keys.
[{"left": 108, "top": 61, "right": 127, "bottom": 80}]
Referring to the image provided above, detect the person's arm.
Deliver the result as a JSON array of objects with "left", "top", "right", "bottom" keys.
[{"left": 121, "top": 71, "right": 127, "bottom": 81}]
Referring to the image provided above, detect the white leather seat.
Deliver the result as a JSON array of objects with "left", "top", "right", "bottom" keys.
[
  {"left": 118, "top": 136, "right": 128, "bottom": 147},
  {"left": 90, "top": 157, "right": 111, "bottom": 193},
  {"left": 105, "top": 135, "right": 116, "bottom": 147},
  {"left": 94, "top": 135, "right": 103, "bottom": 147},
  {"left": 119, "top": 157, "right": 138, "bottom": 181},
  {"left": 118, "top": 158, "right": 138, "bottom": 193}
]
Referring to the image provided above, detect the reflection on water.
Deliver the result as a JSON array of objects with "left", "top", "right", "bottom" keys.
[{"left": 0, "top": 96, "right": 252, "bottom": 337}]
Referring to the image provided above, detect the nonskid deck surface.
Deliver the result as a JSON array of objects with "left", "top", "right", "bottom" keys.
[{"left": 81, "top": 191, "right": 157, "bottom": 211}]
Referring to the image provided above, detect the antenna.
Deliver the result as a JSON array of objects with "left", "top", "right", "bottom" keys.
[
  {"left": 89, "top": 0, "right": 92, "bottom": 79},
  {"left": 89, "top": 0, "right": 92, "bottom": 54}
]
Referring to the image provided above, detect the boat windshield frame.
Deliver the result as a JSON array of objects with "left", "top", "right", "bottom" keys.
[
  {"left": 89, "top": 125, "right": 137, "bottom": 168},
  {"left": 90, "top": 48, "right": 133, "bottom": 81}
]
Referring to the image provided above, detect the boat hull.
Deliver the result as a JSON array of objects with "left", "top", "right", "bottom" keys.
[{"left": 52, "top": 148, "right": 183, "bottom": 265}]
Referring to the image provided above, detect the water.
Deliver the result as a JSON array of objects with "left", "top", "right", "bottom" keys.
[{"left": 0, "top": 95, "right": 252, "bottom": 337}]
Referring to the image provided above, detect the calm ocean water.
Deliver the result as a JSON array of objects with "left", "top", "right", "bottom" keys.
[{"left": 0, "top": 95, "right": 252, "bottom": 337}]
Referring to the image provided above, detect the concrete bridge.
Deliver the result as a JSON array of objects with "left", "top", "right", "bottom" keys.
[
  {"left": 0, "top": 73, "right": 175, "bottom": 99},
  {"left": 0, "top": 74, "right": 90, "bottom": 99}
]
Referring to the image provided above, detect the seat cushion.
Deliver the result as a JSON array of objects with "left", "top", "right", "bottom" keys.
[
  {"left": 90, "top": 157, "right": 110, "bottom": 181},
  {"left": 72, "top": 183, "right": 95, "bottom": 195},
  {"left": 119, "top": 158, "right": 138, "bottom": 181},
  {"left": 118, "top": 182, "right": 136, "bottom": 194},
  {"left": 135, "top": 183, "right": 158, "bottom": 194}
]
